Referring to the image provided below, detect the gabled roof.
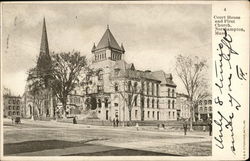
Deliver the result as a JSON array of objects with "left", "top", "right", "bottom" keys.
[
  {"left": 95, "top": 27, "right": 122, "bottom": 51},
  {"left": 152, "top": 70, "right": 177, "bottom": 87}
]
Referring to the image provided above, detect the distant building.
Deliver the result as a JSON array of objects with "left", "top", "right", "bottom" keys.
[
  {"left": 3, "top": 95, "right": 22, "bottom": 117},
  {"left": 197, "top": 96, "right": 212, "bottom": 121},
  {"left": 175, "top": 93, "right": 191, "bottom": 120}
]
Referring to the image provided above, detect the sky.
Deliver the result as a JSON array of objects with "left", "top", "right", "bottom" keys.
[{"left": 2, "top": 3, "right": 212, "bottom": 96}]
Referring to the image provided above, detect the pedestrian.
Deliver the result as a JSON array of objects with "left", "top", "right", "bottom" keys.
[
  {"left": 203, "top": 125, "right": 206, "bottom": 132},
  {"left": 73, "top": 116, "right": 77, "bottom": 124},
  {"left": 116, "top": 118, "right": 119, "bottom": 127},
  {"left": 183, "top": 120, "right": 188, "bottom": 135},
  {"left": 135, "top": 122, "right": 139, "bottom": 131},
  {"left": 113, "top": 118, "right": 116, "bottom": 127},
  {"left": 11, "top": 116, "right": 14, "bottom": 124},
  {"left": 208, "top": 118, "right": 212, "bottom": 136}
]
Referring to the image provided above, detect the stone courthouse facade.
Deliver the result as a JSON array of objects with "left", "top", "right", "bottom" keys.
[
  {"left": 23, "top": 19, "right": 177, "bottom": 121},
  {"left": 83, "top": 26, "right": 177, "bottom": 121}
]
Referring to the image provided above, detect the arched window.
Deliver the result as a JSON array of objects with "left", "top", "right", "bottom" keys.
[
  {"left": 86, "top": 87, "right": 89, "bottom": 95},
  {"left": 98, "top": 70, "right": 103, "bottom": 80},
  {"left": 205, "top": 107, "right": 207, "bottom": 111},
  {"left": 152, "top": 99, "right": 154, "bottom": 108},
  {"left": 172, "top": 100, "right": 175, "bottom": 109},
  {"left": 147, "top": 98, "right": 149, "bottom": 108},
  {"left": 98, "top": 99, "right": 102, "bottom": 108},
  {"left": 168, "top": 88, "right": 170, "bottom": 97},
  {"left": 114, "top": 82, "right": 119, "bottom": 92},
  {"left": 172, "top": 89, "right": 175, "bottom": 97},
  {"left": 168, "top": 100, "right": 171, "bottom": 109},
  {"left": 105, "top": 98, "right": 109, "bottom": 108},
  {"left": 199, "top": 100, "right": 202, "bottom": 105},
  {"left": 204, "top": 100, "right": 207, "bottom": 105},
  {"left": 8, "top": 111, "right": 11, "bottom": 116},
  {"left": 157, "top": 99, "right": 159, "bottom": 108},
  {"left": 209, "top": 106, "right": 212, "bottom": 111}
]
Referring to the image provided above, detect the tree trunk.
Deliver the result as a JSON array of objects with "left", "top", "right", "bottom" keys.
[
  {"left": 190, "top": 102, "right": 194, "bottom": 131},
  {"left": 62, "top": 100, "right": 67, "bottom": 118}
]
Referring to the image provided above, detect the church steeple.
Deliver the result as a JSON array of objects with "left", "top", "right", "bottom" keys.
[
  {"left": 40, "top": 17, "right": 49, "bottom": 55},
  {"left": 37, "top": 17, "right": 52, "bottom": 72}
]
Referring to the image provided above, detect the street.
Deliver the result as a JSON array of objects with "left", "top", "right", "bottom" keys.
[{"left": 4, "top": 119, "right": 211, "bottom": 156}]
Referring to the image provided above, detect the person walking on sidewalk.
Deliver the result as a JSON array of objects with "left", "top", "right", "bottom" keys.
[
  {"left": 208, "top": 117, "right": 212, "bottom": 136},
  {"left": 113, "top": 118, "right": 116, "bottom": 127},
  {"left": 116, "top": 118, "right": 119, "bottom": 127}
]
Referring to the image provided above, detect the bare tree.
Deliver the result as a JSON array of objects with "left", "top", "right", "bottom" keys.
[
  {"left": 110, "top": 75, "right": 143, "bottom": 126},
  {"left": 175, "top": 55, "right": 209, "bottom": 130}
]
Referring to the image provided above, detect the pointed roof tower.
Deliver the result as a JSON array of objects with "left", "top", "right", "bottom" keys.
[
  {"left": 91, "top": 43, "right": 96, "bottom": 52},
  {"left": 37, "top": 17, "right": 52, "bottom": 71},
  {"left": 121, "top": 43, "right": 125, "bottom": 52},
  {"left": 95, "top": 25, "right": 122, "bottom": 51}
]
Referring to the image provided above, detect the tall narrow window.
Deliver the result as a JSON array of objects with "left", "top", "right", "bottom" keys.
[
  {"left": 134, "top": 95, "right": 138, "bottom": 106},
  {"left": 147, "top": 98, "right": 149, "bottom": 108},
  {"left": 152, "top": 83, "right": 154, "bottom": 95},
  {"left": 168, "top": 88, "right": 170, "bottom": 97},
  {"left": 105, "top": 98, "right": 109, "bottom": 108},
  {"left": 156, "top": 84, "right": 159, "bottom": 96},
  {"left": 168, "top": 100, "right": 171, "bottom": 109},
  {"left": 157, "top": 99, "right": 159, "bottom": 108},
  {"left": 128, "top": 81, "right": 132, "bottom": 92},
  {"left": 98, "top": 99, "right": 102, "bottom": 108},
  {"left": 172, "top": 100, "right": 175, "bottom": 109},
  {"left": 134, "top": 82, "right": 137, "bottom": 93},
  {"left": 115, "top": 83, "right": 119, "bottom": 92},
  {"left": 98, "top": 70, "right": 103, "bottom": 80},
  {"left": 152, "top": 99, "right": 154, "bottom": 108},
  {"left": 135, "top": 110, "right": 138, "bottom": 119},
  {"left": 172, "top": 89, "right": 175, "bottom": 97}
]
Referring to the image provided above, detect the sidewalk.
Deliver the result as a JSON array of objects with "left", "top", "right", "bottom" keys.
[{"left": 4, "top": 118, "right": 211, "bottom": 138}]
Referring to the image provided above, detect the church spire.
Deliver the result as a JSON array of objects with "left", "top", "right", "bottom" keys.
[
  {"left": 40, "top": 17, "right": 49, "bottom": 54},
  {"left": 37, "top": 17, "right": 51, "bottom": 72}
]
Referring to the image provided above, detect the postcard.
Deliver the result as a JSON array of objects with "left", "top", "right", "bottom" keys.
[{"left": 0, "top": 1, "right": 249, "bottom": 160}]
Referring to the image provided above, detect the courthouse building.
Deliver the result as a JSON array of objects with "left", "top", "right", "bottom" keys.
[{"left": 23, "top": 19, "right": 177, "bottom": 121}]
